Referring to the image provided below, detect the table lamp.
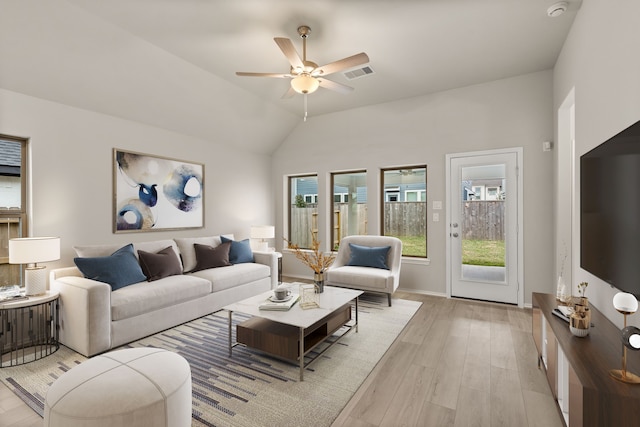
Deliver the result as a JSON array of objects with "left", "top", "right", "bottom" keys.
[
  {"left": 9, "top": 237, "right": 60, "bottom": 296},
  {"left": 250, "top": 225, "right": 275, "bottom": 252},
  {"left": 610, "top": 292, "right": 640, "bottom": 384}
]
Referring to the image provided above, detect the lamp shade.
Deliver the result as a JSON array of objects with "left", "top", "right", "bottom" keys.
[
  {"left": 613, "top": 292, "right": 639, "bottom": 314},
  {"left": 250, "top": 226, "right": 275, "bottom": 240},
  {"left": 9, "top": 237, "right": 61, "bottom": 264},
  {"left": 291, "top": 74, "right": 319, "bottom": 94}
]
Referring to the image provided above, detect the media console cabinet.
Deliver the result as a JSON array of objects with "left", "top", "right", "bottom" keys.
[{"left": 532, "top": 292, "right": 640, "bottom": 426}]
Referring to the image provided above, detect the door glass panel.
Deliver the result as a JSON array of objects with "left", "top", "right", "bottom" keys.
[{"left": 460, "top": 164, "right": 506, "bottom": 283}]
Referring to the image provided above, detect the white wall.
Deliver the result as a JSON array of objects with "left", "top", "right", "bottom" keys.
[
  {"left": 0, "top": 89, "right": 274, "bottom": 270},
  {"left": 554, "top": 1, "right": 640, "bottom": 327},
  {"left": 274, "top": 71, "right": 554, "bottom": 304}
]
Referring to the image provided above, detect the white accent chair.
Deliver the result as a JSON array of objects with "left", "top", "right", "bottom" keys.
[{"left": 325, "top": 235, "right": 402, "bottom": 306}]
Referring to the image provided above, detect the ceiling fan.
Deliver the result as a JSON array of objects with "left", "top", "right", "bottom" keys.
[{"left": 236, "top": 25, "right": 370, "bottom": 99}]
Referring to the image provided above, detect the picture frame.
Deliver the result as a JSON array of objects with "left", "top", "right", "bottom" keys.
[{"left": 113, "top": 149, "right": 204, "bottom": 233}]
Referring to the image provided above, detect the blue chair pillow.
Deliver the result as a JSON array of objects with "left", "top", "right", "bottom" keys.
[
  {"left": 347, "top": 243, "right": 391, "bottom": 270},
  {"left": 220, "top": 236, "right": 254, "bottom": 264},
  {"left": 74, "top": 243, "right": 147, "bottom": 290}
]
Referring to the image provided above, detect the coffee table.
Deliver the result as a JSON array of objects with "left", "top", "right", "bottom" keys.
[{"left": 224, "top": 285, "right": 362, "bottom": 380}]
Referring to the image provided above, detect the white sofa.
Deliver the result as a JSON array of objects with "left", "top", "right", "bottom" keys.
[{"left": 50, "top": 237, "right": 278, "bottom": 357}]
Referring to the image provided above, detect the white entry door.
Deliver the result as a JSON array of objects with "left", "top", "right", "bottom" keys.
[{"left": 446, "top": 149, "right": 522, "bottom": 305}]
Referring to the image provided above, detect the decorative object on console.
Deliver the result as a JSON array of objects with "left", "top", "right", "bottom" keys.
[
  {"left": 284, "top": 233, "right": 335, "bottom": 293},
  {"left": 9, "top": 237, "right": 60, "bottom": 296},
  {"left": 569, "top": 299, "right": 590, "bottom": 337},
  {"left": 114, "top": 149, "right": 204, "bottom": 233},
  {"left": 250, "top": 225, "right": 275, "bottom": 252},
  {"left": 556, "top": 242, "right": 571, "bottom": 304},
  {"left": 610, "top": 292, "right": 640, "bottom": 384},
  {"left": 569, "top": 281, "right": 590, "bottom": 337}
]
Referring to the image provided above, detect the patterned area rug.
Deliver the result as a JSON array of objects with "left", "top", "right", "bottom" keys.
[{"left": 1, "top": 294, "right": 420, "bottom": 427}]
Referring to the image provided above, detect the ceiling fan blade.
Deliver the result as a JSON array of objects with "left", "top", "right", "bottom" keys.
[
  {"left": 281, "top": 86, "right": 296, "bottom": 99},
  {"left": 274, "top": 37, "right": 304, "bottom": 70},
  {"left": 317, "top": 78, "right": 354, "bottom": 94},
  {"left": 235, "top": 72, "right": 292, "bottom": 78},
  {"left": 313, "top": 52, "right": 369, "bottom": 76}
]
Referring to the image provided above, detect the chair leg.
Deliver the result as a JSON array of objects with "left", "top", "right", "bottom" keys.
[{"left": 388, "top": 293, "right": 392, "bottom": 307}]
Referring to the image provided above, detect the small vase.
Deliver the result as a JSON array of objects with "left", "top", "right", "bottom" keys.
[
  {"left": 570, "top": 298, "right": 591, "bottom": 337},
  {"left": 313, "top": 271, "right": 324, "bottom": 293}
]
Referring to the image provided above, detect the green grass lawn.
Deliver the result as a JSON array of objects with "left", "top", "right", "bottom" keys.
[
  {"left": 391, "top": 237, "right": 504, "bottom": 266},
  {"left": 395, "top": 235, "right": 426, "bottom": 257},
  {"left": 462, "top": 239, "right": 505, "bottom": 267}
]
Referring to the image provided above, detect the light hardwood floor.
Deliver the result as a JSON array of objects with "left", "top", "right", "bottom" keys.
[
  {"left": 0, "top": 292, "right": 563, "bottom": 427},
  {"left": 331, "top": 292, "right": 563, "bottom": 427}
]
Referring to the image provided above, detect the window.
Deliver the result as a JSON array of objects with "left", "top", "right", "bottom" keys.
[
  {"left": 381, "top": 166, "right": 427, "bottom": 257},
  {"left": 288, "top": 175, "right": 318, "bottom": 249},
  {"left": 331, "top": 171, "right": 367, "bottom": 250},
  {"left": 0, "top": 135, "right": 28, "bottom": 286}
]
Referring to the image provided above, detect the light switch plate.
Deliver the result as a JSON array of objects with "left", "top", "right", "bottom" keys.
[{"left": 433, "top": 201, "right": 442, "bottom": 210}]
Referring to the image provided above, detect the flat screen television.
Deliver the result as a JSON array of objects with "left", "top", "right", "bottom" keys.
[{"left": 581, "top": 119, "right": 640, "bottom": 299}]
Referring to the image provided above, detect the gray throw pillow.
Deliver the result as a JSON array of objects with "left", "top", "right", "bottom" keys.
[
  {"left": 137, "top": 246, "right": 183, "bottom": 282},
  {"left": 191, "top": 242, "right": 232, "bottom": 272}
]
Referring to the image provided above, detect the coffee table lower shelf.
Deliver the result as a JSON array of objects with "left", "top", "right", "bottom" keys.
[{"left": 232, "top": 303, "right": 355, "bottom": 380}]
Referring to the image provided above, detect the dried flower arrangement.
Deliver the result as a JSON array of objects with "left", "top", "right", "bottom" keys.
[
  {"left": 578, "top": 281, "right": 588, "bottom": 298},
  {"left": 284, "top": 234, "right": 335, "bottom": 273}
]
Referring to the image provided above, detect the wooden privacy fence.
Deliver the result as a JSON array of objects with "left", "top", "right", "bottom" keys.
[
  {"left": 291, "top": 202, "right": 427, "bottom": 247},
  {"left": 462, "top": 201, "right": 505, "bottom": 240},
  {"left": 290, "top": 201, "right": 503, "bottom": 246},
  {"left": 383, "top": 202, "right": 426, "bottom": 236}
]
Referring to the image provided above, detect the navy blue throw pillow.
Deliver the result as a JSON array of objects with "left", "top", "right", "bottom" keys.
[
  {"left": 220, "top": 236, "right": 254, "bottom": 264},
  {"left": 347, "top": 243, "right": 391, "bottom": 270},
  {"left": 74, "top": 244, "right": 147, "bottom": 290}
]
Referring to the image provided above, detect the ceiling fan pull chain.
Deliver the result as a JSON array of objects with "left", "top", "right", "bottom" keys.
[{"left": 304, "top": 94, "right": 308, "bottom": 122}]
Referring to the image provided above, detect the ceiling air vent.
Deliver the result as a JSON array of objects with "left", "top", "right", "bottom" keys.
[{"left": 344, "top": 66, "right": 374, "bottom": 80}]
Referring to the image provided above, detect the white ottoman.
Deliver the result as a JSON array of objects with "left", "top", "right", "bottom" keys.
[{"left": 44, "top": 347, "right": 192, "bottom": 427}]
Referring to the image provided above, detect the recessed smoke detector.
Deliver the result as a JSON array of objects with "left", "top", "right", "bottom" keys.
[{"left": 547, "top": 1, "right": 568, "bottom": 18}]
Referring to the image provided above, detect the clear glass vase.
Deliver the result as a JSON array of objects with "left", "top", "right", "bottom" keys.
[{"left": 556, "top": 275, "right": 570, "bottom": 304}]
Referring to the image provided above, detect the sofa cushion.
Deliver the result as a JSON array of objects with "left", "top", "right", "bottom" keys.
[
  {"left": 220, "top": 236, "right": 254, "bottom": 264},
  {"left": 347, "top": 243, "right": 391, "bottom": 270},
  {"left": 192, "top": 242, "right": 231, "bottom": 272},
  {"left": 74, "top": 244, "right": 147, "bottom": 291},
  {"left": 110, "top": 274, "right": 212, "bottom": 321},
  {"left": 189, "top": 262, "right": 269, "bottom": 292},
  {"left": 73, "top": 243, "right": 122, "bottom": 258},
  {"left": 326, "top": 265, "right": 393, "bottom": 291},
  {"left": 138, "top": 246, "right": 183, "bottom": 282}
]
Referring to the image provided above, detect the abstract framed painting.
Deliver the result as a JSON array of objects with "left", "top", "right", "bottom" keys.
[{"left": 113, "top": 149, "right": 204, "bottom": 233}]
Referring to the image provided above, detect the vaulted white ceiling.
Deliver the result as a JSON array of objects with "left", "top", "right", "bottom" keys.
[{"left": 0, "top": 0, "right": 581, "bottom": 154}]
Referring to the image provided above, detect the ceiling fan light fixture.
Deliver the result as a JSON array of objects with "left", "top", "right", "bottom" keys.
[{"left": 291, "top": 74, "right": 319, "bottom": 94}]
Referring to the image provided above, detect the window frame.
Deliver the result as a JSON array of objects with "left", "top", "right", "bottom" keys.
[
  {"left": 330, "top": 169, "right": 367, "bottom": 250},
  {"left": 0, "top": 134, "right": 29, "bottom": 286},
  {"left": 288, "top": 174, "right": 318, "bottom": 250},
  {"left": 380, "top": 165, "right": 428, "bottom": 258}
]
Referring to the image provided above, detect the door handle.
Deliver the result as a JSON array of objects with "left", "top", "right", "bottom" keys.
[
  {"left": 452, "top": 223, "right": 459, "bottom": 228},
  {"left": 452, "top": 233, "right": 459, "bottom": 238}
]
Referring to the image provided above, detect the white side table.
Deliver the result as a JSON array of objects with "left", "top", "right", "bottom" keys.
[{"left": 0, "top": 290, "right": 60, "bottom": 367}]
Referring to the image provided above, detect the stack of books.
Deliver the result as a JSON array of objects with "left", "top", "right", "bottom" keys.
[
  {"left": 259, "top": 294, "right": 300, "bottom": 311},
  {"left": 0, "top": 285, "right": 28, "bottom": 303}
]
